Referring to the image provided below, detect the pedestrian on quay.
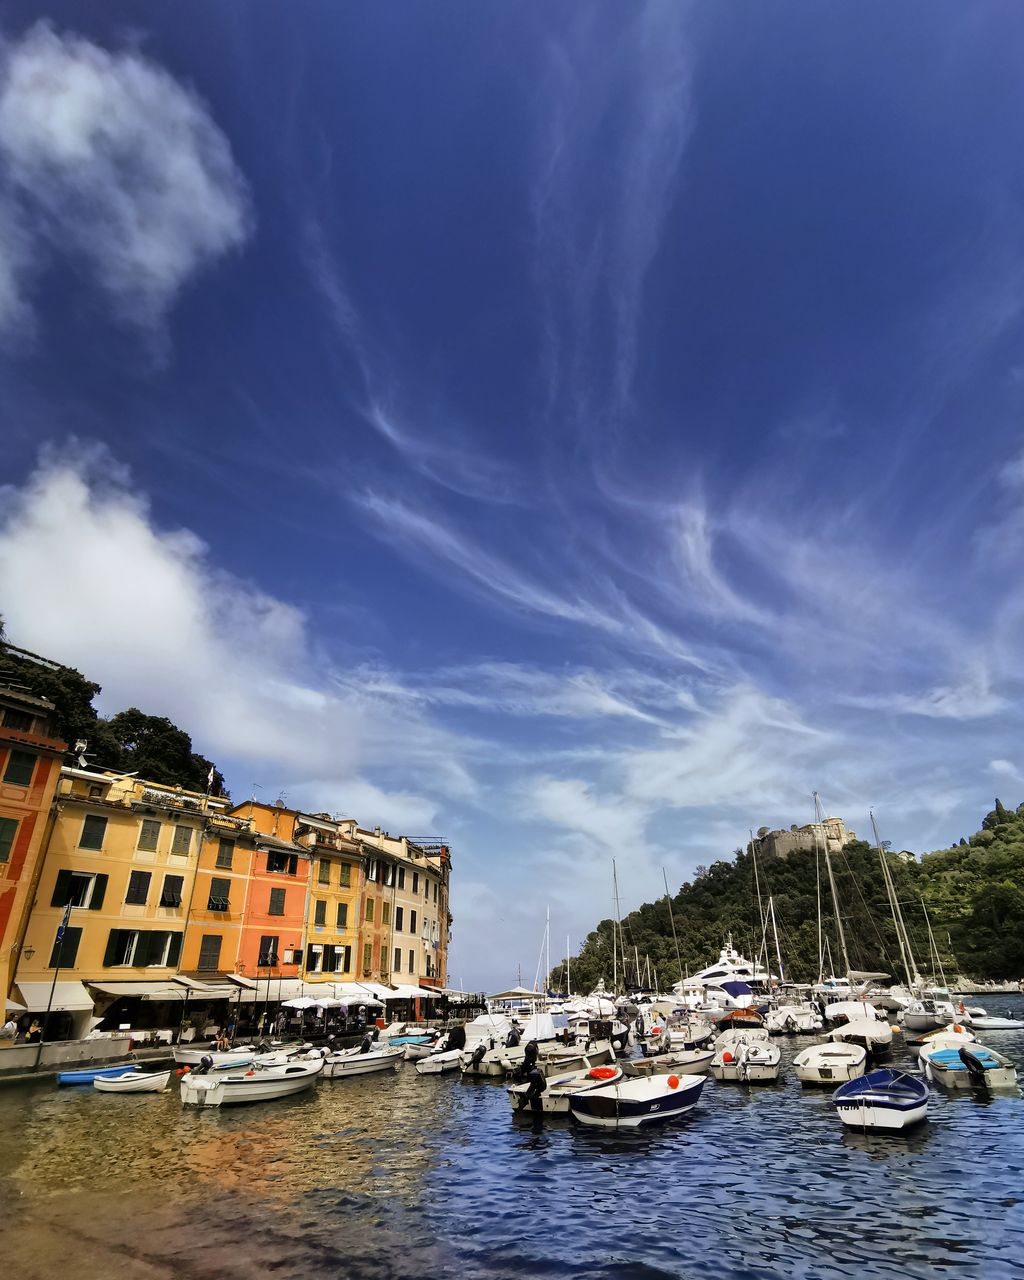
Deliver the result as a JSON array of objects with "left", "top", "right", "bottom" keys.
[
  {"left": 0, "top": 1015, "right": 18, "bottom": 1044},
  {"left": 25, "top": 1019, "right": 42, "bottom": 1044}
]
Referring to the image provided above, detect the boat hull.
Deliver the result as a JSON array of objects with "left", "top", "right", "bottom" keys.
[
  {"left": 570, "top": 1073, "right": 706, "bottom": 1128},
  {"left": 322, "top": 1050, "right": 401, "bottom": 1078},
  {"left": 173, "top": 1047, "right": 254, "bottom": 1068},
  {"left": 415, "top": 1050, "right": 462, "bottom": 1074},
  {"left": 831, "top": 1069, "right": 928, "bottom": 1131},
  {"left": 94, "top": 1070, "right": 171, "bottom": 1093},
  {"left": 58, "top": 1064, "right": 141, "bottom": 1086},
  {"left": 631, "top": 1049, "right": 714, "bottom": 1078},
  {"left": 508, "top": 1066, "right": 623, "bottom": 1114},
  {"left": 793, "top": 1044, "right": 867, "bottom": 1086},
  {"left": 180, "top": 1060, "right": 323, "bottom": 1106}
]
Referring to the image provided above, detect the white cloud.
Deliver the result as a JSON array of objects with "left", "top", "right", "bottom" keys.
[
  {"left": 0, "top": 22, "right": 251, "bottom": 332},
  {"left": 846, "top": 669, "right": 1006, "bottom": 720}
]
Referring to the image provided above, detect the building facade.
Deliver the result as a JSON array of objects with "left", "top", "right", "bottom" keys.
[
  {"left": 291, "top": 813, "right": 361, "bottom": 985},
  {"left": 0, "top": 681, "right": 66, "bottom": 1002},
  {"left": 751, "top": 816, "right": 855, "bottom": 861}
]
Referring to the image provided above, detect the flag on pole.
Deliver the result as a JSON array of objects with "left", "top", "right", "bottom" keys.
[
  {"left": 54, "top": 900, "right": 72, "bottom": 949},
  {"left": 207, "top": 765, "right": 215, "bottom": 791}
]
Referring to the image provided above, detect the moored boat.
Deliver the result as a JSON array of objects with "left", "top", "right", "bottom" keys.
[
  {"left": 173, "top": 1045, "right": 255, "bottom": 1068},
  {"left": 94, "top": 1069, "right": 171, "bottom": 1093},
  {"left": 322, "top": 1046, "right": 402, "bottom": 1078},
  {"left": 629, "top": 1047, "right": 714, "bottom": 1077},
  {"left": 507, "top": 1064, "right": 622, "bottom": 1114},
  {"left": 569, "top": 1072, "right": 707, "bottom": 1128},
  {"left": 180, "top": 1057, "right": 323, "bottom": 1106},
  {"left": 828, "top": 1017, "right": 893, "bottom": 1055},
  {"left": 793, "top": 1041, "right": 867, "bottom": 1086},
  {"left": 923, "top": 1044, "right": 1017, "bottom": 1090},
  {"left": 711, "top": 1033, "right": 781, "bottom": 1083},
  {"left": 831, "top": 1068, "right": 928, "bottom": 1131},
  {"left": 963, "top": 1014, "right": 1024, "bottom": 1031},
  {"left": 58, "top": 1063, "right": 142, "bottom": 1086}
]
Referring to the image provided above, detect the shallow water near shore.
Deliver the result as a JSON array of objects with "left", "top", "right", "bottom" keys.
[{"left": 2, "top": 999, "right": 1023, "bottom": 1280}]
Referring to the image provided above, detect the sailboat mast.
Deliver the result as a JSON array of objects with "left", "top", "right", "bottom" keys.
[
  {"left": 566, "top": 934, "right": 571, "bottom": 997},
  {"left": 662, "top": 867, "right": 684, "bottom": 986},
  {"left": 545, "top": 904, "right": 550, "bottom": 996},
  {"left": 871, "top": 810, "right": 918, "bottom": 988},
  {"left": 750, "top": 829, "right": 770, "bottom": 976},
  {"left": 612, "top": 859, "right": 623, "bottom": 994},
  {"left": 815, "top": 792, "right": 851, "bottom": 977},
  {"left": 921, "top": 900, "right": 947, "bottom": 991},
  {"left": 768, "top": 896, "right": 785, "bottom": 985},
  {"left": 815, "top": 833, "right": 824, "bottom": 985}
]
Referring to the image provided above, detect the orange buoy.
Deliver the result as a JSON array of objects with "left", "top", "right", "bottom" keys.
[
  {"left": 723, "top": 1051, "right": 734, "bottom": 1063},
  {"left": 588, "top": 1066, "right": 617, "bottom": 1080},
  {"left": 668, "top": 1075, "right": 680, "bottom": 1089},
  {"left": 953, "top": 1024, "right": 963, "bottom": 1034},
  {"left": 650, "top": 1027, "right": 661, "bottom": 1035}
]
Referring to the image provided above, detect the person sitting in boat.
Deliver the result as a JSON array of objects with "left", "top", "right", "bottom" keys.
[{"left": 214, "top": 1030, "right": 231, "bottom": 1052}]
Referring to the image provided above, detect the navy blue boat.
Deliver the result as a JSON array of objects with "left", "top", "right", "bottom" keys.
[
  {"left": 57, "top": 1064, "right": 141, "bottom": 1086},
  {"left": 831, "top": 1068, "right": 928, "bottom": 1131}
]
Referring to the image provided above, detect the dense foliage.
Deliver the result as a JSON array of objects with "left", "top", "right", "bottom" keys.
[
  {"left": 0, "top": 637, "right": 225, "bottom": 796},
  {"left": 554, "top": 802, "right": 1024, "bottom": 991}
]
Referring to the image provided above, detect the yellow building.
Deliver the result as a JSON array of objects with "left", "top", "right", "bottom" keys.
[
  {"left": 178, "top": 809, "right": 259, "bottom": 983},
  {"left": 291, "top": 813, "right": 361, "bottom": 984},
  {"left": 14, "top": 769, "right": 226, "bottom": 1035}
]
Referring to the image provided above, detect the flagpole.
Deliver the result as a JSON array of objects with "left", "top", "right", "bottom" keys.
[{"left": 35, "top": 900, "right": 72, "bottom": 1071}]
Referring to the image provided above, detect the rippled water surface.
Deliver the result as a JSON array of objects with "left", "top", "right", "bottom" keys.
[{"left": 3, "top": 1000, "right": 1024, "bottom": 1280}]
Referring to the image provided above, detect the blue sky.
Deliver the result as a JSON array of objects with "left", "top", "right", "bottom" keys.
[{"left": 2, "top": 4, "right": 1023, "bottom": 990}]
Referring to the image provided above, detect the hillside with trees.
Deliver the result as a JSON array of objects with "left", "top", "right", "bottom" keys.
[
  {"left": 554, "top": 802, "right": 1024, "bottom": 992},
  {"left": 0, "top": 629, "right": 225, "bottom": 796}
]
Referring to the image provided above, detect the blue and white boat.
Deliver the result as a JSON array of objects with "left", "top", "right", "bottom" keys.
[
  {"left": 568, "top": 1072, "right": 707, "bottom": 1128},
  {"left": 831, "top": 1068, "right": 928, "bottom": 1131},
  {"left": 58, "top": 1063, "right": 142, "bottom": 1086},
  {"left": 923, "top": 1045, "right": 1017, "bottom": 1090}
]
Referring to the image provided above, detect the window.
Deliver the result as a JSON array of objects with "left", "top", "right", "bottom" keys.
[
  {"left": 318, "top": 858, "right": 331, "bottom": 885},
  {"left": 103, "top": 928, "right": 140, "bottom": 967},
  {"left": 434, "top": 881, "right": 438, "bottom": 904},
  {"left": 138, "top": 930, "right": 182, "bottom": 967},
  {"left": 322, "top": 944, "right": 339, "bottom": 973},
  {"left": 314, "top": 899, "right": 326, "bottom": 927},
  {"left": 266, "top": 851, "right": 299, "bottom": 875},
  {"left": 367, "top": 859, "right": 378, "bottom": 883},
  {"left": 88, "top": 785, "right": 103, "bottom": 798},
  {"left": 3, "top": 749, "right": 36, "bottom": 786},
  {"left": 410, "top": 909, "right": 417, "bottom": 934},
  {"left": 362, "top": 942, "right": 372, "bottom": 972},
  {"left": 1, "top": 707, "right": 33, "bottom": 732},
  {"left": 80, "top": 814, "right": 107, "bottom": 850},
  {"left": 384, "top": 863, "right": 395, "bottom": 887},
  {"left": 137, "top": 819, "right": 161, "bottom": 852},
  {"left": 258, "top": 935, "right": 279, "bottom": 966},
  {"left": 0, "top": 816, "right": 16, "bottom": 863},
  {"left": 397, "top": 866, "right": 406, "bottom": 890},
  {"left": 393, "top": 947, "right": 402, "bottom": 973},
  {"left": 382, "top": 901, "right": 391, "bottom": 926},
  {"left": 336, "top": 902, "right": 348, "bottom": 929},
  {"left": 268, "top": 887, "right": 286, "bottom": 916},
  {"left": 306, "top": 943, "right": 323, "bottom": 973},
  {"left": 207, "top": 877, "right": 231, "bottom": 911},
  {"left": 395, "top": 906, "right": 404, "bottom": 932},
  {"left": 365, "top": 899, "right": 374, "bottom": 923},
  {"left": 49, "top": 925, "right": 82, "bottom": 969},
  {"left": 159, "top": 874, "right": 184, "bottom": 908},
  {"left": 341, "top": 945, "right": 352, "bottom": 974},
  {"left": 408, "top": 949, "right": 415, "bottom": 975},
  {"left": 340, "top": 863, "right": 351, "bottom": 887},
  {"left": 215, "top": 839, "right": 234, "bottom": 870},
  {"left": 171, "top": 825, "right": 192, "bottom": 856},
  {"left": 52, "top": 869, "right": 107, "bottom": 909},
  {"left": 197, "top": 934, "right": 222, "bottom": 971},
  {"left": 412, "top": 872, "right": 419, "bottom": 894},
  {"left": 125, "top": 870, "right": 152, "bottom": 905}
]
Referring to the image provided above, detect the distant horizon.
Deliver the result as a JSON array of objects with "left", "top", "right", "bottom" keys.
[{"left": 3, "top": 4, "right": 1024, "bottom": 989}]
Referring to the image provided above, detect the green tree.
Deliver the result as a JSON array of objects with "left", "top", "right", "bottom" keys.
[{"left": 103, "top": 709, "right": 225, "bottom": 795}]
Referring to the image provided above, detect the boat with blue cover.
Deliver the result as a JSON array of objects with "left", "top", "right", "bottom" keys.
[
  {"left": 923, "top": 1045, "right": 1017, "bottom": 1090},
  {"left": 831, "top": 1068, "right": 928, "bottom": 1131},
  {"left": 58, "top": 1063, "right": 142, "bottom": 1086}
]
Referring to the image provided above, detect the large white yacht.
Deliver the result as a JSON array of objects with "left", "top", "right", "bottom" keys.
[{"left": 674, "top": 935, "right": 776, "bottom": 995}]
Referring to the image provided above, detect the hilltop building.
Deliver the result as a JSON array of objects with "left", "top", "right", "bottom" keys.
[{"left": 751, "top": 815, "right": 855, "bottom": 861}]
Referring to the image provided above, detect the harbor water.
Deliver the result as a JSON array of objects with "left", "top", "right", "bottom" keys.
[{"left": 2, "top": 1000, "right": 1023, "bottom": 1280}]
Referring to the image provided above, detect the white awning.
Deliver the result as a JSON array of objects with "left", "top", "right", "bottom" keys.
[
  {"left": 16, "top": 981, "right": 94, "bottom": 1012},
  {"left": 226, "top": 974, "right": 258, "bottom": 990},
  {"left": 89, "top": 982, "right": 187, "bottom": 1002},
  {"left": 389, "top": 984, "right": 436, "bottom": 1000}
]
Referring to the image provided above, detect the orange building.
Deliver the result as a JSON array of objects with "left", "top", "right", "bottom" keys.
[
  {"left": 0, "top": 679, "right": 66, "bottom": 1003},
  {"left": 229, "top": 800, "right": 311, "bottom": 990},
  {"left": 178, "top": 810, "right": 258, "bottom": 982}
]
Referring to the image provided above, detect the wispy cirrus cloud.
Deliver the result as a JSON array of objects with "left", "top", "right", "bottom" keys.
[{"left": 0, "top": 22, "right": 251, "bottom": 336}]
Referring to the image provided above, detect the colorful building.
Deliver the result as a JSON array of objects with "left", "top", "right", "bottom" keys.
[
  {"left": 0, "top": 680, "right": 66, "bottom": 1003},
  {"left": 291, "top": 813, "right": 361, "bottom": 984},
  {"left": 177, "top": 808, "right": 259, "bottom": 983}
]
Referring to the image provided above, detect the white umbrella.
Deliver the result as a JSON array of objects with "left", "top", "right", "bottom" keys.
[
  {"left": 313, "top": 997, "right": 343, "bottom": 1009},
  {"left": 282, "top": 997, "right": 318, "bottom": 1010}
]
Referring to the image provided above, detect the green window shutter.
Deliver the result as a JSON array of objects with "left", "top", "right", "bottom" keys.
[
  {"left": 51, "top": 869, "right": 74, "bottom": 908},
  {"left": 339, "top": 863, "right": 351, "bottom": 887},
  {"left": 126, "top": 871, "right": 151, "bottom": 905},
  {"left": 362, "top": 942, "right": 372, "bottom": 971},
  {"left": 49, "top": 925, "right": 81, "bottom": 969},
  {"left": 314, "top": 900, "right": 326, "bottom": 926},
  {"left": 89, "top": 873, "right": 108, "bottom": 910},
  {"left": 103, "top": 929, "right": 123, "bottom": 967},
  {"left": 138, "top": 819, "right": 161, "bottom": 851},
  {"left": 208, "top": 878, "right": 231, "bottom": 911},
  {"left": 134, "top": 932, "right": 153, "bottom": 967},
  {"left": 0, "top": 816, "right": 18, "bottom": 862},
  {"left": 268, "top": 887, "right": 285, "bottom": 916},
  {"left": 318, "top": 859, "right": 330, "bottom": 884},
  {"left": 197, "top": 934, "right": 222, "bottom": 971},
  {"left": 159, "top": 875, "right": 183, "bottom": 908},
  {"left": 167, "top": 932, "right": 182, "bottom": 968},
  {"left": 365, "top": 899, "right": 374, "bottom": 922},
  {"left": 336, "top": 902, "right": 347, "bottom": 929},
  {"left": 80, "top": 814, "right": 107, "bottom": 850},
  {"left": 3, "top": 749, "right": 36, "bottom": 786},
  {"left": 215, "top": 839, "right": 234, "bottom": 869},
  {"left": 171, "top": 825, "right": 192, "bottom": 855}
]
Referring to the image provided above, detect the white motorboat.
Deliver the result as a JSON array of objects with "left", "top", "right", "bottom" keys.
[
  {"left": 832, "top": 1069, "right": 928, "bottom": 1131},
  {"left": 903, "top": 991, "right": 956, "bottom": 1033},
  {"left": 403, "top": 1040, "right": 436, "bottom": 1061},
  {"left": 322, "top": 1046, "right": 402, "bottom": 1078},
  {"left": 508, "top": 1064, "right": 622, "bottom": 1114},
  {"left": 630, "top": 1048, "right": 714, "bottom": 1077},
  {"left": 922, "top": 1043, "right": 1017, "bottom": 1090},
  {"left": 914, "top": 1026, "right": 976, "bottom": 1059},
  {"left": 964, "top": 1014, "right": 1024, "bottom": 1031},
  {"left": 711, "top": 1032, "right": 781, "bottom": 1083},
  {"left": 828, "top": 1018, "right": 893, "bottom": 1054},
  {"left": 793, "top": 1042, "right": 867, "bottom": 1086},
  {"left": 766, "top": 1004, "right": 823, "bottom": 1035},
  {"left": 667, "top": 1018, "right": 715, "bottom": 1050},
  {"left": 94, "top": 1069, "right": 172, "bottom": 1094},
  {"left": 416, "top": 1048, "right": 463, "bottom": 1075},
  {"left": 173, "top": 1045, "right": 254, "bottom": 1068},
  {"left": 180, "top": 1057, "right": 323, "bottom": 1106},
  {"left": 569, "top": 1071, "right": 707, "bottom": 1128},
  {"left": 824, "top": 1000, "right": 884, "bottom": 1025}
]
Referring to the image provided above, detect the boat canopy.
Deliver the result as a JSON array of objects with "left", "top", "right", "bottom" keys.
[{"left": 720, "top": 980, "right": 753, "bottom": 999}]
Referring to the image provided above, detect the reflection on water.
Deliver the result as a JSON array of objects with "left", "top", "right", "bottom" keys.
[{"left": 2, "top": 1000, "right": 1024, "bottom": 1279}]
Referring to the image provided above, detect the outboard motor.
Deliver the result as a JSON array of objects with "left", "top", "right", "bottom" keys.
[
  {"left": 194, "top": 1054, "right": 214, "bottom": 1076},
  {"left": 359, "top": 1033, "right": 374, "bottom": 1055},
  {"left": 958, "top": 1046, "right": 987, "bottom": 1083},
  {"left": 470, "top": 1043, "right": 487, "bottom": 1068}
]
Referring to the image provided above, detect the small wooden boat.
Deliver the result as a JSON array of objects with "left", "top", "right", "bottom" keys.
[
  {"left": 508, "top": 1064, "right": 623, "bottom": 1114},
  {"left": 173, "top": 1045, "right": 255, "bottom": 1068},
  {"left": 569, "top": 1072, "right": 707, "bottom": 1128},
  {"left": 828, "top": 1018, "right": 893, "bottom": 1054},
  {"left": 58, "top": 1064, "right": 142, "bottom": 1086},
  {"left": 831, "top": 1068, "right": 928, "bottom": 1131},
  {"left": 180, "top": 1057, "right": 323, "bottom": 1106},
  {"left": 94, "top": 1070, "right": 171, "bottom": 1093},
  {"left": 629, "top": 1048, "right": 714, "bottom": 1078},
  {"left": 715, "top": 1007, "right": 764, "bottom": 1030},
  {"left": 415, "top": 1048, "right": 463, "bottom": 1074},
  {"left": 923, "top": 1045, "right": 1017, "bottom": 1090},
  {"left": 793, "top": 1042, "right": 867, "bottom": 1085},
  {"left": 322, "top": 1046, "right": 402, "bottom": 1078}
]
